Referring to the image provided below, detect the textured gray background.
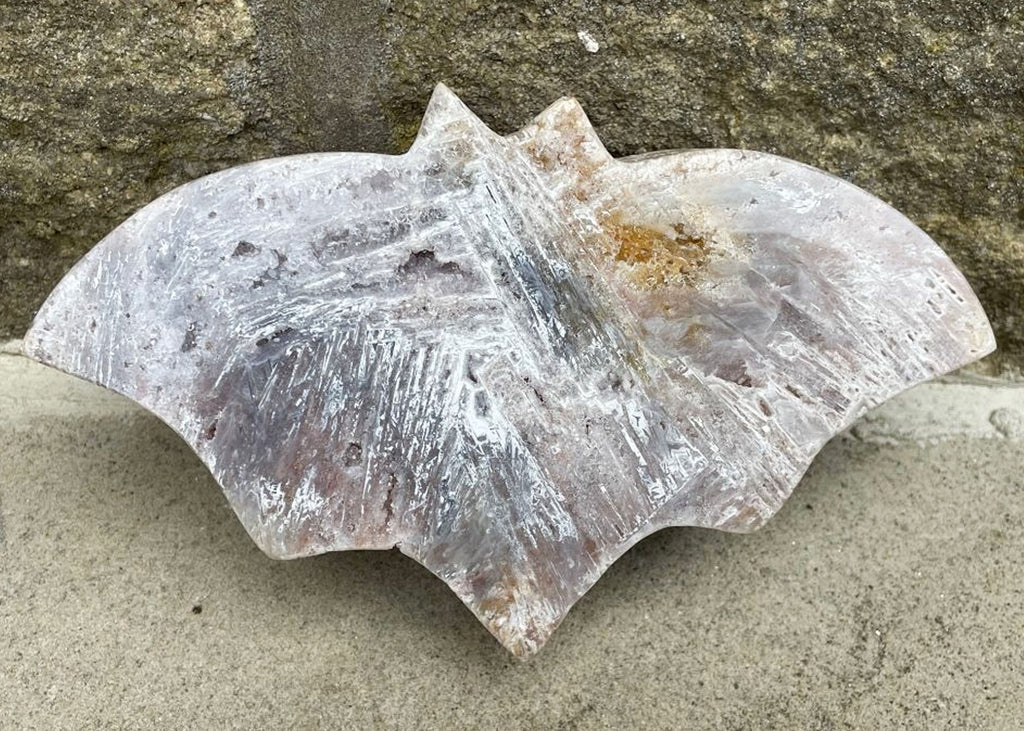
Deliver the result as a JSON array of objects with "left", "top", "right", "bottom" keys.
[{"left": 1, "top": 1, "right": 1022, "bottom": 370}]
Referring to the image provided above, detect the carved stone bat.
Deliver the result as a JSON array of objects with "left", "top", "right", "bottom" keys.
[{"left": 22, "top": 84, "right": 995, "bottom": 657}]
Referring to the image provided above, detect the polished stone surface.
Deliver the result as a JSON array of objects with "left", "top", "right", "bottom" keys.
[{"left": 22, "top": 85, "right": 994, "bottom": 655}]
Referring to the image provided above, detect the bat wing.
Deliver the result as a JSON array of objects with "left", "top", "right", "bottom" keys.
[{"left": 23, "top": 84, "right": 995, "bottom": 656}]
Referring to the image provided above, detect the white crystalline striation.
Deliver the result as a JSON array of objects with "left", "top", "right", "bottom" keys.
[{"left": 22, "top": 84, "right": 996, "bottom": 657}]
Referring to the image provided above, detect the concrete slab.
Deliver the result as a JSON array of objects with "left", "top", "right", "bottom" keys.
[{"left": 2, "top": 347, "right": 1023, "bottom": 729}]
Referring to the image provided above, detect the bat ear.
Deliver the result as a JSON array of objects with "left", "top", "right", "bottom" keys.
[
  {"left": 529, "top": 96, "right": 601, "bottom": 140},
  {"left": 509, "top": 95, "right": 614, "bottom": 172},
  {"left": 410, "top": 82, "right": 496, "bottom": 150}
]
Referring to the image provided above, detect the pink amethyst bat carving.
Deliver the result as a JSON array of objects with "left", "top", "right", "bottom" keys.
[{"left": 23, "top": 84, "right": 995, "bottom": 657}]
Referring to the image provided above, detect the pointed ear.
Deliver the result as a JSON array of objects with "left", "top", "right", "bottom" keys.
[
  {"left": 511, "top": 96, "right": 613, "bottom": 172},
  {"left": 530, "top": 97, "right": 598, "bottom": 136},
  {"left": 410, "top": 83, "right": 495, "bottom": 150}
]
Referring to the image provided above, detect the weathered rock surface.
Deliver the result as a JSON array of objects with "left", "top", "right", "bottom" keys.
[{"left": 23, "top": 86, "right": 993, "bottom": 655}]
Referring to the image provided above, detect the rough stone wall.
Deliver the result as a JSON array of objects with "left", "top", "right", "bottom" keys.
[
  {"left": 2, "top": 0, "right": 1022, "bottom": 370},
  {"left": 0, "top": 0, "right": 271, "bottom": 341}
]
